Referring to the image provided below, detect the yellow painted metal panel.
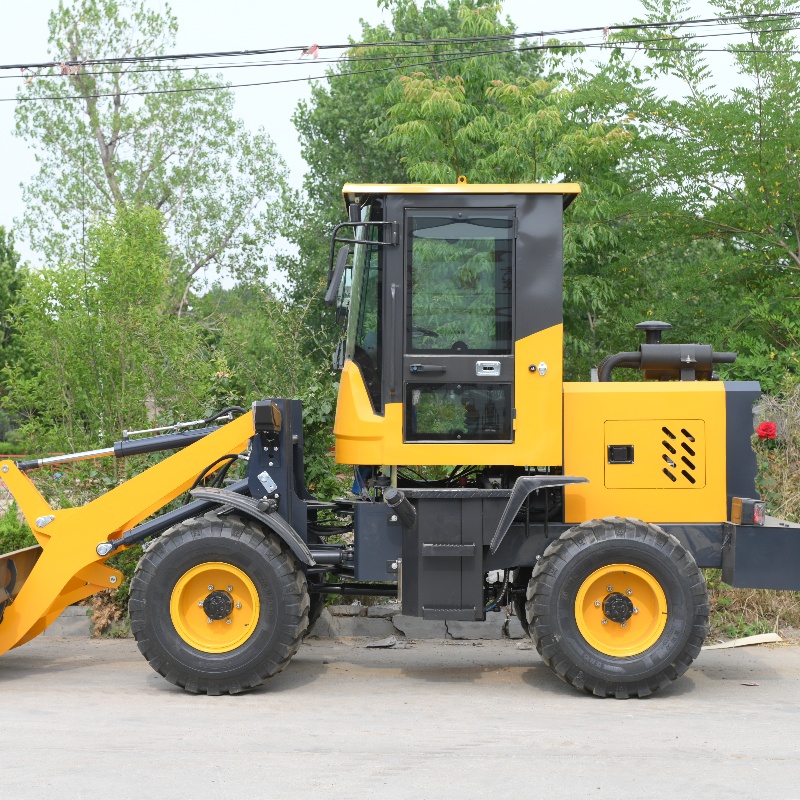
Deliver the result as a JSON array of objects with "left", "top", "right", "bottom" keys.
[
  {"left": 563, "top": 382, "right": 727, "bottom": 524},
  {"left": 333, "top": 325, "right": 564, "bottom": 466},
  {"left": 0, "top": 411, "right": 255, "bottom": 655},
  {"left": 342, "top": 182, "right": 581, "bottom": 199},
  {"left": 604, "top": 420, "right": 705, "bottom": 489}
]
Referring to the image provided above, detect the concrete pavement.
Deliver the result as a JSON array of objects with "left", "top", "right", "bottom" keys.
[{"left": 2, "top": 636, "right": 798, "bottom": 799}]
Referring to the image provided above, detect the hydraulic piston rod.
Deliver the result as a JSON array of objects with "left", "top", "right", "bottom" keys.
[{"left": 17, "top": 426, "right": 222, "bottom": 471}]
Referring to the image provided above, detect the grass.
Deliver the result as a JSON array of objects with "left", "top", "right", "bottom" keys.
[{"left": 705, "top": 569, "right": 800, "bottom": 640}]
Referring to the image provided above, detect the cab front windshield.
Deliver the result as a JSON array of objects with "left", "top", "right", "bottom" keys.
[{"left": 344, "top": 205, "right": 382, "bottom": 412}]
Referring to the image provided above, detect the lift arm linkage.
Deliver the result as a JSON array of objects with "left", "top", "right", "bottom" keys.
[{"left": 0, "top": 411, "right": 255, "bottom": 655}]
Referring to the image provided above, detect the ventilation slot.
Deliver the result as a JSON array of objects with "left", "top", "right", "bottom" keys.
[
  {"left": 662, "top": 454, "right": 676, "bottom": 467},
  {"left": 662, "top": 426, "right": 677, "bottom": 439},
  {"left": 681, "top": 456, "right": 695, "bottom": 470},
  {"left": 663, "top": 468, "right": 677, "bottom": 482},
  {"left": 681, "top": 442, "right": 696, "bottom": 457},
  {"left": 681, "top": 428, "right": 695, "bottom": 442},
  {"left": 662, "top": 440, "right": 676, "bottom": 454},
  {"left": 681, "top": 470, "right": 696, "bottom": 484}
]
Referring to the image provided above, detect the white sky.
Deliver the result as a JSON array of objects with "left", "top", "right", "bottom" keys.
[{"left": 0, "top": 0, "right": 731, "bottom": 267}]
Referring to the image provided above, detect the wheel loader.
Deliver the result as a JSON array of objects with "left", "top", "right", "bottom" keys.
[{"left": 1, "top": 179, "right": 798, "bottom": 697}]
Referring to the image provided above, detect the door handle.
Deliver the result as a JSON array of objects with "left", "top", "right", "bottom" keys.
[
  {"left": 476, "top": 360, "right": 501, "bottom": 377},
  {"left": 409, "top": 364, "right": 446, "bottom": 374}
]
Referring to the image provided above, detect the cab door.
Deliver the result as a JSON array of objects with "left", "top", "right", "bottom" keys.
[{"left": 401, "top": 207, "right": 515, "bottom": 443}]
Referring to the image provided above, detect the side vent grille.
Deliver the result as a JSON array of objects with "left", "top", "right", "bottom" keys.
[
  {"left": 662, "top": 426, "right": 698, "bottom": 485},
  {"left": 603, "top": 419, "right": 704, "bottom": 490}
]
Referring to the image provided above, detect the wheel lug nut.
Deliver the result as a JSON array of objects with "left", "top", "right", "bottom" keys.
[
  {"left": 236, "top": 602, "right": 242, "bottom": 609},
  {"left": 227, "top": 585, "right": 233, "bottom": 592},
  {"left": 621, "top": 622, "right": 626, "bottom": 628},
  {"left": 626, "top": 589, "right": 632, "bottom": 595},
  {"left": 601, "top": 619, "right": 608, "bottom": 625},
  {"left": 208, "top": 585, "right": 214, "bottom": 591},
  {"left": 633, "top": 607, "right": 639, "bottom": 614},
  {"left": 198, "top": 601, "right": 203, "bottom": 607},
  {"left": 594, "top": 600, "right": 600, "bottom": 607},
  {"left": 226, "top": 619, "right": 232, "bottom": 625},
  {"left": 207, "top": 617, "right": 213, "bottom": 624},
  {"left": 607, "top": 586, "right": 613, "bottom": 592}
]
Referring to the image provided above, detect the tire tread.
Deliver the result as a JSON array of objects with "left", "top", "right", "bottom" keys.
[
  {"left": 526, "top": 516, "right": 709, "bottom": 698},
  {"left": 130, "top": 511, "right": 308, "bottom": 695}
]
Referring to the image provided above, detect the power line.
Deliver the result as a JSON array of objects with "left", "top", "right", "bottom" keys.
[
  {"left": 4, "top": 17, "right": 800, "bottom": 104},
  {"left": 4, "top": 22, "right": 798, "bottom": 82},
  {"left": 1, "top": 11, "right": 797, "bottom": 73}
]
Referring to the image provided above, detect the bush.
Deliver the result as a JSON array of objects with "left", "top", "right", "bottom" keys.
[
  {"left": 0, "top": 502, "right": 35, "bottom": 554},
  {"left": 752, "top": 387, "right": 800, "bottom": 523},
  {"left": 705, "top": 385, "right": 800, "bottom": 640}
]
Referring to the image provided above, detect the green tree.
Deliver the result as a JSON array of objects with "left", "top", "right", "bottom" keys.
[
  {"left": 616, "top": 0, "right": 800, "bottom": 390},
  {"left": 15, "top": 0, "right": 287, "bottom": 307},
  {"left": 287, "top": 0, "right": 544, "bottom": 321},
  {"left": 5, "top": 206, "right": 218, "bottom": 454},
  {"left": 195, "top": 282, "right": 341, "bottom": 497},
  {"left": 0, "top": 227, "right": 24, "bottom": 376}
]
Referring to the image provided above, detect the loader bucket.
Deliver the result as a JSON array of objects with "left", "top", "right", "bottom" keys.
[{"left": 0, "top": 545, "right": 42, "bottom": 621}]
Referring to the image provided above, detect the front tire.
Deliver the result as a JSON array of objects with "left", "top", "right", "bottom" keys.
[
  {"left": 526, "top": 517, "right": 708, "bottom": 698},
  {"left": 130, "top": 512, "right": 308, "bottom": 695}
]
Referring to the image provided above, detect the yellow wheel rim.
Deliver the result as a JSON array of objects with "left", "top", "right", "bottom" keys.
[
  {"left": 170, "top": 562, "right": 260, "bottom": 654},
  {"left": 574, "top": 564, "right": 668, "bottom": 657}
]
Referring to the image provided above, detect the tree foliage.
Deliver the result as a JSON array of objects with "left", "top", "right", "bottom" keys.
[
  {"left": 287, "top": 0, "right": 544, "bottom": 320},
  {"left": 0, "top": 227, "right": 24, "bottom": 377},
  {"left": 15, "top": 0, "right": 287, "bottom": 305},
  {"left": 615, "top": 0, "right": 800, "bottom": 389},
  {"left": 5, "top": 206, "right": 218, "bottom": 453}
]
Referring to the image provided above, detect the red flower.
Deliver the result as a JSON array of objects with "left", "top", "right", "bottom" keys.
[{"left": 756, "top": 421, "right": 777, "bottom": 440}]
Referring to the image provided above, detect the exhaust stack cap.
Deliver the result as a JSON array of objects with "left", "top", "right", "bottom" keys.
[{"left": 635, "top": 320, "right": 673, "bottom": 345}]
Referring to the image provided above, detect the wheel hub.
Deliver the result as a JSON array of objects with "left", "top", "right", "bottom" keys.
[
  {"left": 203, "top": 590, "right": 233, "bottom": 621},
  {"left": 169, "top": 562, "right": 260, "bottom": 653},
  {"left": 574, "top": 563, "right": 668, "bottom": 658},
  {"left": 603, "top": 592, "right": 634, "bottom": 624}
]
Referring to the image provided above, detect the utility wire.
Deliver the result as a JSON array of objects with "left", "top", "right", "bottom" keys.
[
  {"left": 4, "top": 22, "right": 799, "bottom": 82},
  {"left": 1, "top": 10, "right": 798, "bottom": 72},
  {"left": 4, "top": 17, "right": 800, "bottom": 103}
]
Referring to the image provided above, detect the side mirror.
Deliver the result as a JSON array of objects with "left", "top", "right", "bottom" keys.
[{"left": 325, "top": 244, "right": 350, "bottom": 306}]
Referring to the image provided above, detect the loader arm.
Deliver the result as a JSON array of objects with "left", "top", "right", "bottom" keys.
[{"left": 0, "top": 410, "right": 254, "bottom": 655}]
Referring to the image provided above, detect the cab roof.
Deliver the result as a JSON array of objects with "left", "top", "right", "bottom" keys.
[{"left": 342, "top": 182, "right": 581, "bottom": 209}]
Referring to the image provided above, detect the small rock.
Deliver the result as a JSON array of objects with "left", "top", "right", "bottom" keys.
[
  {"left": 307, "top": 608, "right": 338, "bottom": 638},
  {"left": 516, "top": 640, "right": 533, "bottom": 650},
  {"left": 507, "top": 616, "right": 527, "bottom": 639},
  {"left": 392, "top": 615, "right": 447, "bottom": 639},
  {"left": 336, "top": 617, "right": 394, "bottom": 637},
  {"left": 447, "top": 614, "right": 505, "bottom": 640},
  {"left": 367, "top": 603, "right": 401, "bottom": 619},
  {"left": 365, "top": 635, "right": 398, "bottom": 649},
  {"left": 327, "top": 604, "right": 363, "bottom": 617}
]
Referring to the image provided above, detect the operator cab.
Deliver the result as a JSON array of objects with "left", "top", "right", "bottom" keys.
[{"left": 327, "top": 181, "right": 580, "bottom": 469}]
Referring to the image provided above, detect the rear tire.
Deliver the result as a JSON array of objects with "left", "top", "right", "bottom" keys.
[
  {"left": 526, "top": 517, "right": 708, "bottom": 698},
  {"left": 130, "top": 512, "right": 308, "bottom": 695}
]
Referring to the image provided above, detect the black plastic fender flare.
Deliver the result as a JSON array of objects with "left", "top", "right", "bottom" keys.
[
  {"left": 489, "top": 475, "right": 589, "bottom": 554},
  {"left": 190, "top": 487, "right": 316, "bottom": 567}
]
